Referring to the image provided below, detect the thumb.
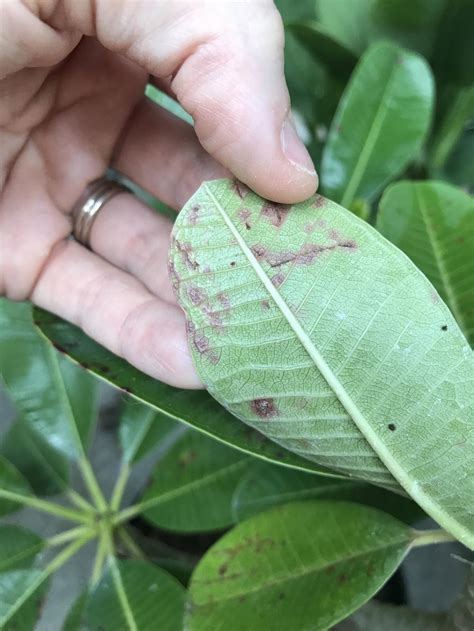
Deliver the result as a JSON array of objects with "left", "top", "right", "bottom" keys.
[
  {"left": 62, "top": 0, "right": 318, "bottom": 204},
  {"left": 169, "top": 3, "right": 318, "bottom": 204}
]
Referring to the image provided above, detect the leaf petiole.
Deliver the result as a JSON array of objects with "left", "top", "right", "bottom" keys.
[
  {"left": 0, "top": 489, "right": 91, "bottom": 524},
  {"left": 46, "top": 525, "right": 95, "bottom": 547},
  {"left": 110, "top": 463, "right": 131, "bottom": 512},
  {"left": 78, "top": 457, "right": 108, "bottom": 512},
  {"left": 411, "top": 528, "right": 456, "bottom": 548}
]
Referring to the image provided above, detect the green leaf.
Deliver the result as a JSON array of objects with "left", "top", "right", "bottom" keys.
[
  {"left": 82, "top": 559, "right": 185, "bottom": 631},
  {"left": 33, "top": 309, "right": 342, "bottom": 480},
  {"left": 316, "top": 0, "right": 373, "bottom": 54},
  {"left": 0, "top": 526, "right": 46, "bottom": 630},
  {"left": 0, "top": 299, "right": 99, "bottom": 460},
  {"left": 316, "top": 0, "right": 445, "bottom": 58},
  {"left": 119, "top": 397, "right": 180, "bottom": 464},
  {"left": 0, "top": 416, "right": 70, "bottom": 495},
  {"left": 232, "top": 461, "right": 424, "bottom": 524},
  {"left": 321, "top": 42, "right": 434, "bottom": 207},
  {"left": 431, "top": 0, "right": 474, "bottom": 86},
  {"left": 286, "top": 21, "right": 357, "bottom": 79},
  {"left": 443, "top": 128, "right": 474, "bottom": 193},
  {"left": 145, "top": 84, "right": 193, "bottom": 125},
  {"left": 429, "top": 86, "right": 474, "bottom": 174},
  {"left": 0, "top": 456, "right": 32, "bottom": 516},
  {"left": 170, "top": 178, "right": 474, "bottom": 549},
  {"left": 0, "top": 526, "right": 44, "bottom": 572},
  {"left": 141, "top": 430, "right": 250, "bottom": 533},
  {"left": 378, "top": 181, "right": 474, "bottom": 346},
  {"left": 186, "top": 501, "right": 413, "bottom": 631}
]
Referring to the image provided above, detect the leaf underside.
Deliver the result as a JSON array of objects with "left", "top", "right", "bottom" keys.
[{"left": 170, "top": 179, "right": 474, "bottom": 549}]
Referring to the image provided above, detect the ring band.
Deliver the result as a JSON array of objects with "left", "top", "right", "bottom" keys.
[{"left": 71, "top": 177, "right": 129, "bottom": 248}]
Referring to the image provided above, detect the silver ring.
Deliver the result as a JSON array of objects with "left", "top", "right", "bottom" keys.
[{"left": 71, "top": 177, "right": 129, "bottom": 248}]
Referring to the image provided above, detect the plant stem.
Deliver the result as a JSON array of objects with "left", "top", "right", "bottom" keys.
[
  {"left": 78, "top": 457, "right": 108, "bottom": 512},
  {"left": 66, "top": 488, "right": 95, "bottom": 513},
  {"left": 47, "top": 526, "right": 94, "bottom": 547},
  {"left": 0, "top": 489, "right": 91, "bottom": 524},
  {"left": 91, "top": 523, "right": 109, "bottom": 586},
  {"left": 110, "top": 463, "right": 130, "bottom": 512},
  {"left": 103, "top": 530, "right": 138, "bottom": 631},
  {"left": 411, "top": 528, "right": 457, "bottom": 548},
  {"left": 0, "top": 533, "right": 93, "bottom": 627},
  {"left": 118, "top": 528, "right": 144, "bottom": 560},
  {"left": 112, "top": 504, "right": 141, "bottom": 527}
]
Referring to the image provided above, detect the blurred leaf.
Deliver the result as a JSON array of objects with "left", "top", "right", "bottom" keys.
[
  {"left": 443, "top": 128, "right": 474, "bottom": 193},
  {"left": 431, "top": 0, "right": 474, "bottom": 86},
  {"left": 0, "top": 300, "right": 99, "bottom": 460},
  {"left": 142, "top": 430, "right": 250, "bottom": 533},
  {"left": 378, "top": 181, "right": 474, "bottom": 345},
  {"left": 0, "top": 526, "right": 46, "bottom": 630},
  {"left": 81, "top": 560, "right": 185, "bottom": 631},
  {"left": 231, "top": 461, "right": 424, "bottom": 524},
  {"left": 316, "top": 0, "right": 445, "bottom": 58},
  {"left": 430, "top": 86, "right": 474, "bottom": 174},
  {"left": 0, "top": 416, "right": 70, "bottom": 495},
  {"left": 275, "top": 0, "right": 316, "bottom": 22},
  {"left": 33, "top": 308, "right": 343, "bottom": 479},
  {"left": 287, "top": 21, "right": 357, "bottom": 79},
  {"left": 316, "top": 0, "right": 373, "bottom": 54},
  {"left": 321, "top": 42, "right": 434, "bottom": 207},
  {"left": 186, "top": 501, "right": 413, "bottom": 631},
  {"left": 0, "top": 456, "right": 32, "bottom": 516},
  {"left": 119, "top": 398, "right": 181, "bottom": 464},
  {"left": 171, "top": 179, "right": 474, "bottom": 549}
]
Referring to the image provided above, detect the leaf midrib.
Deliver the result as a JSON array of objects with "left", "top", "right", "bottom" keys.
[
  {"left": 415, "top": 185, "right": 467, "bottom": 336},
  {"left": 192, "top": 538, "right": 410, "bottom": 606},
  {"left": 204, "top": 184, "right": 473, "bottom": 549},
  {"left": 339, "top": 55, "right": 400, "bottom": 207}
]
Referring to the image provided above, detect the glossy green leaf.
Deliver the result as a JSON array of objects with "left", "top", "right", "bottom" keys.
[
  {"left": 443, "top": 128, "right": 474, "bottom": 193},
  {"left": 170, "top": 178, "right": 474, "bottom": 549},
  {"left": 287, "top": 21, "right": 357, "bottom": 79},
  {"left": 186, "top": 501, "right": 413, "bottom": 631},
  {"left": 0, "top": 299, "right": 99, "bottom": 460},
  {"left": 321, "top": 42, "right": 434, "bottom": 207},
  {"left": 33, "top": 309, "right": 342, "bottom": 479},
  {"left": 0, "top": 526, "right": 46, "bottom": 630},
  {"left": 142, "top": 430, "right": 250, "bottom": 533},
  {"left": 378, "top": 181, "right": 474, "bottom": 346},
  {"left": 316, "top": 0, "right": 373, "bottom": 54},
  {"left": 0, "top": 416, "right": 70, "bottom": 495},
  {"left": 82, "top": 560, "right": 185, "bottom": 631},
  {"left": 0, "top": 456, "right": 32, "bottom": 516},
  {"left": 232, "top": 461, "right": 424, "bottom": 524},
  {"left": 119, "top": 397, "right": 181, "bottom": 464}
]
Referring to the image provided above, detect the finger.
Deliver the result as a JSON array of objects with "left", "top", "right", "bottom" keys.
[
  {"left": 31, "top": 240, "right": 202, "bottom": 389},
  {"left": 55, "top": 1, "right": 318, "bottom": 203},
  {"left": 89, "top": 191, "right": 176, "bottom": 304},
  {"left": 113, "top": 97, "right": 228, "bottom": 210}
]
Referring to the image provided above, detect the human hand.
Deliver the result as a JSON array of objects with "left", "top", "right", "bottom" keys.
[{"left": 0, "top": 0, "right": 318, "bottom": 388}]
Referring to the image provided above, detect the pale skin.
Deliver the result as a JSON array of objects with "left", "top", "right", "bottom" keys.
[{"left": 0, "top": 0, "right": 318, "bottom": 388}]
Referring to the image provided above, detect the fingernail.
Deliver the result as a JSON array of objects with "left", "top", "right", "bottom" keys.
[{"left": 281, "top": 115, "right": 317, "bottom": 176}]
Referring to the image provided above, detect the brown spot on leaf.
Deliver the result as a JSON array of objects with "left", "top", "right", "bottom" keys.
[
  {"left": 188, "top": 205, "right": 200, "bottom": 225},
  {"left": 193, "top": 332, "right": 210, "bottom": 354},
  {"left": 314, "top": 195, "right": 325, "bottom": 208},
  {"left": 176, "top": 240, "right": 199, "bottom": 271},
  {"left": 230, "top": 261, "right": 236, "bottom": 267},
  {"left": 261, "top": 300, "right": 270, "bottom": 310},
  {"left": 338, "top": 574, "right": 348, "bottom": 584},
  {"left": 325, "top": 565, "right": 336, "bottom": 575},
  {"left": 187, "top": 285, "right": 206, "bottom": 305},
  {"left": 219, "top": 563, "right": 228, "bottom": 576},
  {"left": 168, "top": 260, "right": 180, "bottom": 290},
  {"left": 238, "top": 208, "right": 252, "bottom": 230},
  {"left": 387, "top": 423, "right": 396, "bottom": 432},
  {"left": 304, "top": 222, "right": 317, "bottom": 234},
  {"left": 217, "top": 292, "right": 231, "bottom": 309},
  {"left": 178, "top": 449, "right": 197, "bottom": 467},
  {"left": 234, "top": 180, "right": 249, "bottom": 199},
  {"left": 251, "top": 244, "right": 267, "bottom": 259},
  {"left": 271, "top": 272, "right": 285, "bottom": 287},
  {"left": 251, "top": 398, "right": 278, "bottom": 419},
  {"left": 441, "top": 324, "right": 448, "bottom": 331},
  {"left": 260, "top": 201, "right": 290, "bottom": 227}
]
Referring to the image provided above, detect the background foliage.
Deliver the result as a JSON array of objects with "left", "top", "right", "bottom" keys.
[{"left": 0, "top": 0, "right": 473, "bottom": 629}]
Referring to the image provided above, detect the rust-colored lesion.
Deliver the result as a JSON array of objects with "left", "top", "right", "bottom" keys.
[
  {"left": 260, "top": 201, "right": 290, "bottom": 228},
  {"left": 251, "top": 398, "right": 278, "bottom": 419}
]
